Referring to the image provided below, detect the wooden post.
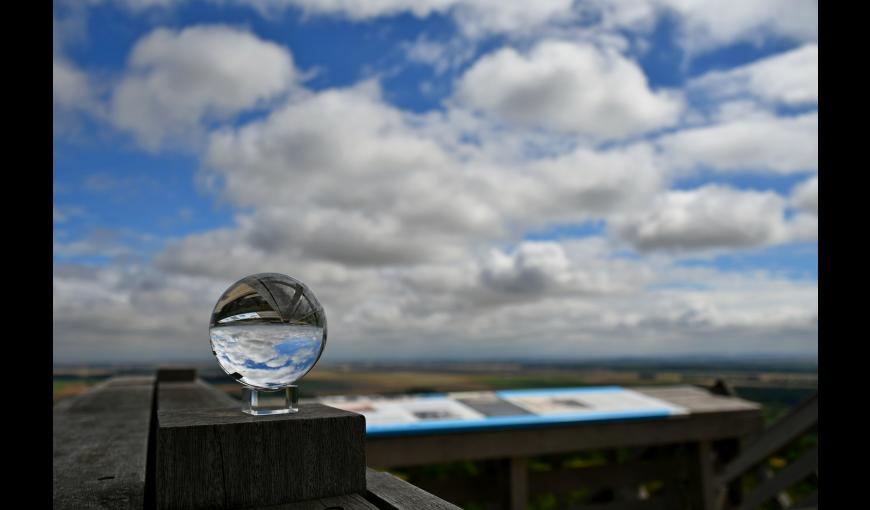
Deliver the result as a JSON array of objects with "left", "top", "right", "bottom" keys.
[
  {"left": 709, "top": 377, "right": 744, "bottom": 507},
  {"left": 509, "top": 456, "right": 528, "bottom": 510},
  {"left": 155, "top": 403, "right": 366, "bottom": 510},
  {"left": 691, "top": 441, "right": 716, "bottom": 510},
  {"left": 156, "top": 367, "right": 197, "bottom": 382},
  {"left": 714, "top": 437, "right": 743, "bottom": 507},
  {"left": 53, "top": 377, "right": 155, "bottom": 510}
]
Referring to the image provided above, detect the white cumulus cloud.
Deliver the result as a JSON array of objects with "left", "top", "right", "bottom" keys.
[
  {"left": 690, "top": 44, "right": 818, "bottom": 106},
  {"left": 791, "top": 175, "right": 818, "bottom": 216},
  {"left": 657, "top": 111, "right": 817, "bottom": 175},
  {"left": 456, "top": 40, "right": 683, "bottom": 140},
  {"left": 612, "top": 185, "right": 803, "bottom": 252},
  {"left": 52, "top": 4, "right": 818, "bottom": 363},
  {"left": 656, "top": 0, "right": 818, "bottom": 54},
  {"left": 111, "top": 25, "right": 297, "bottom": 150}
]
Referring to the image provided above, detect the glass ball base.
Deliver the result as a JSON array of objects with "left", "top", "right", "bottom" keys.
[{"left": 241, "top": 386, "right": 299, "bottom": 415}]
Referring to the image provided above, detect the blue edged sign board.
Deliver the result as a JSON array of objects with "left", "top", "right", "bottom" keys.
[{"left": 320, "top": 386, "right": 689, "bottom": 437}]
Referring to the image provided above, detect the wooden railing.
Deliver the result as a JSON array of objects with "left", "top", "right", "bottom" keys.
[
  {"left": 712, "top": 391, "right": 818, "bottom": 510},
  {"left": 53, "top": 369, "right": 459, "bottom": 510},
  {"left": 369, "top": 384, "right": 766, "bottom": 509},
  {"left": 55, "top": 372, "right": 814, "bottom": 510}
]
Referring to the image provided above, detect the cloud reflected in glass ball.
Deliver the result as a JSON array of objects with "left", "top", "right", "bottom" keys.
[{"left": 209, "top": 273, "right": 327, "bottom": 390}]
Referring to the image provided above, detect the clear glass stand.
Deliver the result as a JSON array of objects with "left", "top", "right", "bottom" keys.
[{"left": 241, "top": 386, "right": 299, "bottom": 415}]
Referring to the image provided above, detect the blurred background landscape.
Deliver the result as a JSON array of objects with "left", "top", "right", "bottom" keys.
[{"left": 53, "top": 357, "right": 818, "bottom": 425}]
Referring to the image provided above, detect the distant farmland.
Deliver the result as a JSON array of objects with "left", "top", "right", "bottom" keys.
[{"left": 55, "top": 359, "right": 817, "bottom": 423}]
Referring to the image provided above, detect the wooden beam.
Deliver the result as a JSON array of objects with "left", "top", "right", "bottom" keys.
[
  {"left": 634, "top": 386, "right": 760, "bottom": 414},
  {"left": 367, "top": 409, "right": 762, "bottom": 468},
  {"left": 717, "top": 393, "right": 817, "bottom": 486},
  {"left": 737, "top": 446, "right": 818, "bottom": 510},
  {"left": 712, "top": 437, "right": 743, "bottom": 507},
  {"left": 509, "top": 457, "right": 528, "bottom": 510},
  {"left": 364, "top": 468, "right": 462, "bottom": 509},
  {"left": 753, "top": 464, "right": 791, "bottom": 509},
  {"left": 53, "top": 376, "right": 155, "bottom": 510},
  {"left": 156, "top": 367, "right": 197, "bottom": 382},
  {"left": 248, "top": 493, "right": 380, "bottom": 509},
  {"left": 690, "top": 441, "right": 715, "bottom": 510}
]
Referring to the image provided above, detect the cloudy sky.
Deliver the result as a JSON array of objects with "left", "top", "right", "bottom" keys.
[{"left": 53, "top": 0, "right": 818, "bottom": 365}]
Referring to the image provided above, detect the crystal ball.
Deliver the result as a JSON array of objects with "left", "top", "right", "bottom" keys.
[{"left": 209, "top": 273, "right": 327, "bottom": 390}]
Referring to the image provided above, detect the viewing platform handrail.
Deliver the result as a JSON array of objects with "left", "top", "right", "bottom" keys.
[
  {"left": 53, "top": 369, "right": 459, "bottom": 509},
  {"left": 714, "top": 391, "right": 818, "bottom": 510},
  {"left": 716, "top": 392, "right": 817, "bottom": 487}
]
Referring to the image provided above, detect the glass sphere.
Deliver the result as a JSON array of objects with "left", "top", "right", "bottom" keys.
[{"left": 209, "top": 273, "right": 327, "bottom": 390}]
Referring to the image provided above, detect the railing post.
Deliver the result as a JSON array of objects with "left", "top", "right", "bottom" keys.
[
  {"left": 509, "top": 456, "right": 529, "bottom": 510},
  {"left": 691, "top": 441, "right": 716, "bottom": 510},
  {"left": 709, "top": 378, "right": 745, "bottom": 509},
  {"left": 156, "top": 367, "right": 197, "bottom": 382},
  {"left": 154, "top": 393, "right": 367, "bottom": 509}
]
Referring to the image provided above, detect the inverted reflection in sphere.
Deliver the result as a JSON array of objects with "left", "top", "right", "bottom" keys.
[{"left": 209, "top": 273, "right": 327, "bottom": 390}]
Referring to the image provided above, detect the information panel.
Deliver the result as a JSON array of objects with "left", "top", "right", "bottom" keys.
[{"left": 320, "top": 386, "right": 689, "bottom": 437}]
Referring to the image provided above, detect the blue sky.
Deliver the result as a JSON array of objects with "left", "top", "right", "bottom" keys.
[{"left": 53, "top": 0, "right": 817, "bottom": 364}]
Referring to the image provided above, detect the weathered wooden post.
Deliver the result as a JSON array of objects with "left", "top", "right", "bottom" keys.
[
  {"left": 155, "top": 404, "right": 366, "bottom": 509},
  {"left": 153, "top": 367, "right": 367, "bottom": 510},
  {"left": 156, "top": 367, "right": 198, "bottom": 383}
]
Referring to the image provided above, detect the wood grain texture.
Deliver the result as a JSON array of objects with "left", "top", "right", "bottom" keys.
[
  {"left": 56, "top": 375, "right": 457, "bottom": 510},
  {"left": 364, "top": 468, "right": 462, "bottom": 510},
  {"left": 250, "top": 493, "right": 379, "bottom": 509},
  {"left": 318, "top": 494, "right": 380, "bottom": 509},
  {"left": 155, "top": 403, "right": 366, "bottom": 510},
  {"left": 53, "top": 376, "right": 155, "bottom": 510}
]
